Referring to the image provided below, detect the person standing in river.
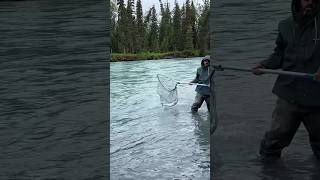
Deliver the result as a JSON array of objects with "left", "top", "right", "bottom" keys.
[
  {"left": 252, "top": 0, "right": 320, "bottom": 160},
  {"left": 190, "top": 55, "right": 211, "bottom": 113}
]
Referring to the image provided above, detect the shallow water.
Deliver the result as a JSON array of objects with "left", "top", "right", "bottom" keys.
[
  {"left": 211, "top": 0, "right": 320, "bottom": 179},
  {"left": 111, "top": 58, "right": 210, "bottom": 179}
]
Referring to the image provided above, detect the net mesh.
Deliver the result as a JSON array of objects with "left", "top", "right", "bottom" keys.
[{"left": 157, "top": 74, "right": 178, "bottom": 107}]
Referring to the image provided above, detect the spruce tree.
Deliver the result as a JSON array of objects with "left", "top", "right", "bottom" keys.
[
  {"left": 165, "top": 3, "right": 173, "bottom": 51},
  {"left": 111, "top": 0, "right": 209, "bottom": 55},
  {"left": 179, "top": 0, "right": 198, "bottom": 51},
  {"left": 190, "top": 1, "right": 198, "bottom": 49},
  {"left": 146, "top": 6, "right": 159, "bottom": 52},
  {"left": 111, "top": 0, "right": 119, "bottom": 52},
  {"left": 159, "top": 0, "right": 172, "bottom": 52},
  {"left": 185, "top": 25, "right": 194, "bottom": 50},
  {"left": 198, "top": 0, "right": 210, "bottom": 55},
  {"left": 181, "top": 4, "right": 187, "bottom": 50},
  {"left": 172, "top": 1, "right": 182, "bottom": 51},
  {"left": 126, "top": 0, "right": 136, "bottom": 53},
  {"left": 136, "top": 0, "right": 145, "bottom": 52},
  {"left": 144, "top": 7, "right": 151, "bottom": 51},
  {"left": 117, "top": 0, "right": 127, "bottom": 53}
]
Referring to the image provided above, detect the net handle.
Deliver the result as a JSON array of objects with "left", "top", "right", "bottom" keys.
[
  {"left": 177, "top": 82, "right": 210, "bottom": 87},
  {"left": 157, "top": 74, "right": 210, "bottom": 87},
  {"left": 213, "top": 65, "right": 315, "bottom": 79}
]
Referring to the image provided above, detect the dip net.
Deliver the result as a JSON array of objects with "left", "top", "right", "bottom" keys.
[{"left": 157, "top": 74, "right": 178, "bottom": 107}]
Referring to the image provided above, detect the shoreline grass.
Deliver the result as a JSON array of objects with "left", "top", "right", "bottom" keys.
[{"left": 111, "top": 50, "right": 209, "bottom": 62}]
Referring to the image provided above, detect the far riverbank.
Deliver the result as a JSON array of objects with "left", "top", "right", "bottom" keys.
[{"left": 111, "top": 50, "right": 209, "bottom": 62}]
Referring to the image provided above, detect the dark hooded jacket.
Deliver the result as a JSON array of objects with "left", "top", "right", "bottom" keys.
[
  {"left": 191, "top": 57, "right": 210, "bottom": 96},
  {"left": 260, "top": 0, "right": 320, "bottom": 106}
]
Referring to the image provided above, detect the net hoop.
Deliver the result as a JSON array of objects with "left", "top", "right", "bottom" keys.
[{"left": 157, "top": 74, "right": 178, "bottom": 107}]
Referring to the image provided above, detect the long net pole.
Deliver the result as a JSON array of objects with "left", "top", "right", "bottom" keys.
[{"left": 213, "top": 65, "right": 315, "bottom": 79}]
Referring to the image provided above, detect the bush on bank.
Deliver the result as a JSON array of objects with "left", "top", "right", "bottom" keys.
[{"left": 111, "top": 50, "right": 209, "bottom": 62}]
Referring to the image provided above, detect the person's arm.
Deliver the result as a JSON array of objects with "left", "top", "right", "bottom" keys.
[
  {"left": 252, "top": 64, "right": 266, "bottom": 75},
  {"left": 314, "top": 67, "right": 320, "bottom": 81},
  {"left": 190, "top": 70, "right": 199, "bottom": 83},
  {"left": 253, "top": 24, "right": 285, "bottom": 75},
  {"left": 260, "top": 31, "right": 284, "bottom": 69}
]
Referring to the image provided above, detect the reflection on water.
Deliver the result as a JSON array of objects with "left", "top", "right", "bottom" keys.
[{"left": 111, "top": 58, "right": 210, "bottom": 179}]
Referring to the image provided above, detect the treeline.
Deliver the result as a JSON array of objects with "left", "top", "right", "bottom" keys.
[{"left": 111, "top": 0, "right": 210, "bottom": 56}]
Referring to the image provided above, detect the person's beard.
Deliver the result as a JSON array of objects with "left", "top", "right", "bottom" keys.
[{"left": 303, "top": 4, "right": 316, "bottom": 17}]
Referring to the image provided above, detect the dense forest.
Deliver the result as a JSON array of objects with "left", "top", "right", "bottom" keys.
[{"left": 110, "top": 0, "right": 210, "bottom": 60}]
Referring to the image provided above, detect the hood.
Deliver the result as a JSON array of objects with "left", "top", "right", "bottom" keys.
[
  {"left": 292, "top": 0, "right": 320, "bottom": 44},
  {"left": 292, "top": 0, "right": 320, "bottom": 24},
  {"left": 201, "top": 55, "right": 210, "bottom": 67}
]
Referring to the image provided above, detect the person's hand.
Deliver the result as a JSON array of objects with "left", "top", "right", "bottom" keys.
[
  {"left": 252, "top": 64, "right": 265, "bottom": 75},
  {"left": 314, "top": 72, "right": 320, "bottom": 81}
]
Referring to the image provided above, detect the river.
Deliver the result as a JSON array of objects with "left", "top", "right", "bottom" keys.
[{"left": 111, "top": 58, "right": 210, "bottom": 179}]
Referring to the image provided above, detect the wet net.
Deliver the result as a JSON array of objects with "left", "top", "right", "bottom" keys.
[{"left": 157, "top": 74, "right": 178, "bottom": 107}]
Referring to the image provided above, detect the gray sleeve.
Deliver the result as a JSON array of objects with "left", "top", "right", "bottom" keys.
[
  {"left": 190, "top": 69, "right": 200, "bottom": 83},
  {"left": 260, "top": 25, "right": 284, "bottom": 69}
]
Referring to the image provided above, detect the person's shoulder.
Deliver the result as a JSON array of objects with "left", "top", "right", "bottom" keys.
[
  {"left": 196, "top": 67, "right": 203, "bottom": 72},
  {"left": 277, "top": 17, "right": 294, "bottom": 35},
  {"left": 279, "top": 17, "right": 294, "bottom": 28}
]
